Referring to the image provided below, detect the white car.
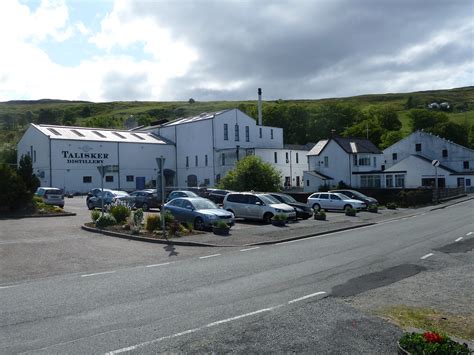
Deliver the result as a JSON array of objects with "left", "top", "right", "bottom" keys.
[
  {"left": 307, "top": 192, "right": 366, "bottom": 211},
  {"left": 35, "top": 187, "right": 65, "bottom": 208},
  {"left": 223, "top": 192, "right": 296, "bottom": 223}
]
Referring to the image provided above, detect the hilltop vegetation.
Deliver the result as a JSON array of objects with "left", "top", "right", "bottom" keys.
[{"left": 1, "top": 86, "right": 473, "bottom": 165}]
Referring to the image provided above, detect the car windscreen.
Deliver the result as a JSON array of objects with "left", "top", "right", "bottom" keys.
[
  {"left": 279, "top": 194, "right": 296, "bottom": 203},
  {"left": 45, "top": 189, "right": 63, "bottom": 195},
  {"left": 259, "top": 194, "right": 280, "bottom": 204},
  {"left": 193, "top": 199, "right": 218, "bottom": 210},
  {"left": 187, "top": 191, "right": 199, "bottom": 197},
  {"left": 336, "top": 193, "right": 351, "bottom": 200},
  {"left": 352, "top": 191, "right": 368, "bottom": 199},
  {"left": 113, "top": 191, "right": 130, "bottom": 197}
]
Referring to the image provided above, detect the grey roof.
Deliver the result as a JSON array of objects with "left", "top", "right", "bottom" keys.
[
  {"left": 307, "top": 140, "right": 329, "bottom": 156},
  {"left": 307, "top": 137, "right": 382, "bottom": 156},
  {"left": 412, "top": 154, "right": 458, "bottom": 173},
  {"left": 157, "top": 110, "right": 231, "bottom": 127},
  {"left": 33, "top": 124, "right": 168, "bottom": 144},
  {"left": 284, "top": 143, "right": 315, "bottom": 151}
]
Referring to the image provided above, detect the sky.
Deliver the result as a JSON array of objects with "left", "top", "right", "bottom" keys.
[{"left": 0, "top": 0, "right": 472, "bottom": 102}]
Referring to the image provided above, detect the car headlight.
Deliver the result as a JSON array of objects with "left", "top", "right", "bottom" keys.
[
  {"left": 208, "top": 214, "right": 218, "bottom": 220},
  {"left": 275, "top": 208, "right": 283, "bottom": 212}
]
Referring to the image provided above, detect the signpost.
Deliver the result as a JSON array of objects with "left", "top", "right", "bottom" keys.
[
  {"left": 156, "top": 157, "right": 166, "bottom": 238},
  {"left": 97, "top": 164, "right": 119, "bottom": 217},
  {"left": 432, "top": 160, "right": 440, "bottom": 203}
]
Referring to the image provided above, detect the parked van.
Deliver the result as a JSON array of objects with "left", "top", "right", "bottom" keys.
[
  {"left": 35, "top": 187, "right": 65, "bottom": 208},
  {"left": 223, "top": 192, "right": 296, "bottom": 223}
]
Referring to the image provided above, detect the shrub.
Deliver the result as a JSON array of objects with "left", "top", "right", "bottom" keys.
[
  {"left": 145, "top": 214, "right": 161, "bottom": 232},
  {"left": 398, "top": 331, "right": 470, "bottom": 355},
  {"left": 95, "top": 214, "right": 117, "bottom": 229},
  {"left": 387, "top": 202, "right": 397, "bottom": 210},
  {"left": 164, "top": 210, "right": 175, "bottom": 225},
  {"left": 314, "top": 210, "right": 326, "bottom": 220},
  {"left": 368, "top": 204, "right": 378, "bottom": 213},
  {"left": 213, "top": 220, "right": 229, "bottom": 228},
  {"left": 168, "top": 219, "right": 183, "bottom": 236},
  {"left": 272, "top": 213, "right": 288, "bottom": 221},
  {"left": 91, "top": 210, "right": 101, "bottom": 222},
  {"left": 109, "top": 204, "right": 131, "bottom": 224},
  {"left": 186, "top": 222, "right": 194, "bottom": 232},
  {"left": 345, "top": 207, "right": 357, "bottom": 216},
  {"left": 133, "top": 208, "right": 144, "bottom": 229}
]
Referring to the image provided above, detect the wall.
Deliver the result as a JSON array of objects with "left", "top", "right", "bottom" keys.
[{"left": 307, "top": 141, "right": 352, "bottom": 185}]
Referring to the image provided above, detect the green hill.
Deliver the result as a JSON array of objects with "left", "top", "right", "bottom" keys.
[{"left": 1, "top": 86, "right": 473, "bottom": 164}]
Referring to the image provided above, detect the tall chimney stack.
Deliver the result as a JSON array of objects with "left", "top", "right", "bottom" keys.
[{"left": 257, "top": 88, "right": 263, "bottom": 126}]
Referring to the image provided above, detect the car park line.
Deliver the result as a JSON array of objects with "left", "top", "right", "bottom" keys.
[
  {"left": 199, "top": 254, "right": 221, "bottom": 259},
  {"left": 240, "top": 247, "right": 260, "bottom": 252},
  {"left": 455, "top": 237, "right": 463, "bottom": 242},
  {"left": 467, "top": 232, "right": 473, "bottom": 236},
  {"left": 81, "top": 271, "right": 116, "bottom": 277},
  {"left": 420, "top": 253, "right": 434, "bottom": 260},
  {"left": 288, "top": 291, "right": 326, "bottom": 304}
]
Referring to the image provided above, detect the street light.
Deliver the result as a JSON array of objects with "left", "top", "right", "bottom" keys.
[{"left": 156, "top": 156, "right": 166, "bottom": 237}]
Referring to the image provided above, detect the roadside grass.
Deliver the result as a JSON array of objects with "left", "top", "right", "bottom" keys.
[{"left": 377, "top": 305, "right": 474, "bottom": 340}]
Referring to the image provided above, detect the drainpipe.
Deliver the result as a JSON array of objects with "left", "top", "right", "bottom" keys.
[{"left": 257, "top": 88, "right": 263, "bottom": 126}]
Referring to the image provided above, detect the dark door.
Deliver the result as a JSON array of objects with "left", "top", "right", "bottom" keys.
[
  {"left": 136, "top": 177, "right": 145, "bottom": 190},
  {"left": 187, "top": 174, "right": 197, "bottom": 187},
  {"left": 296, "top": 176, "right": 300, "bottom": 187}
]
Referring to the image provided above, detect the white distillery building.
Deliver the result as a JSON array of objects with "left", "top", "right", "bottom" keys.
[
  {"left": 17, "top": 124, "right": 175, "bottom": 194},
  {"left": 141, "top": 109, "right": 310, "bottom": 189},
  {"left": 383, "top": 130, "right": 474, "bottom": 190},
  {"left": 303, "top": 137, "right": 384, "bottom": 192}
]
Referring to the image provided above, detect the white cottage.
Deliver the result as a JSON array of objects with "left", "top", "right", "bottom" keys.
[
  {"left": 383, "top": 130, "right": 474, "bottom": 190},
  {"left": 303, "top": 137, "right": 383, "bottom": 192},
  {"left": 17, "top": 124, "right": 175, "bottom": 194}
]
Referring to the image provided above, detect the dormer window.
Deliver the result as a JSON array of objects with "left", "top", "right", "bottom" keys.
[{"left": 415, "top": 143, "right": 421, "bottom": 152}]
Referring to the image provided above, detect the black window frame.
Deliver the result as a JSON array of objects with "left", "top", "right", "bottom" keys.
[
  {"left": 83, "top": 176, "right": 92, "bottom": 183},
  {"left": 126, "top": 175, "right": 134, "bottom": 182},
  {"left": 105, "top": 175, "right": 114, "bottom": 182}
]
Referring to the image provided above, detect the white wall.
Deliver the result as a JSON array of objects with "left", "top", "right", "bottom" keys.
[
  {"left": 17, "top": 125, "right": 51, "bottom": 187},
  {"left": 307, "top": 141, "right": 352, "bottom": 185}
]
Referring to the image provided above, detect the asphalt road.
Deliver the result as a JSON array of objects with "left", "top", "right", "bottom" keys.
[{"left": 1, "top": 199, "right": 473, "bottom": 353}]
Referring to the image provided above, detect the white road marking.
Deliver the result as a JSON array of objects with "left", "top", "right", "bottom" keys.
[
  {"left": 420, "top": 253, "right": 434, "bottom": 260},
  {"left": 199, "top": 254, "right": 221, "bottom": 259},
  {"left": 0, "top": 285, "right": 15, "bottom": 290},
  {"left": 455, "top": 237, "right": 463, "bottom": 242},
  {"left": 146, "top": 262, "right": 171, "bottom": 268},
  {"left": 288, "top": 291, "right": 326, "bottom": 304},
  {"left": 105, "top": 305, "right": 281, "bottom": 354},
  {"left": 81, "top": 271, "right": 116, "bottom": 278},
  {"left": 240, "top": 247, "right": 260, "bottom": 252},
  {"left": 467, "top": 232, "right": 473, "bottom": 236}
]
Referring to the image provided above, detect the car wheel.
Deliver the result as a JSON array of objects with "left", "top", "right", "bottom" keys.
[
  {"left": 344, "top": 204, "right": 352, "bottom": 211},
  {"left": 194, "top": 217, "right": 204, "bottom": 231},
  {"left": 87, "top": 201, "right": 94, "bottom": 210},
  {"left": 263, "top": 212, "right": 273, "bottom": 224},
  {"left": 141, "top": 203, "right": 149, "bottom": 211},
  {"left": 312, "top": 203, "right": 321, "bottom": 211}
]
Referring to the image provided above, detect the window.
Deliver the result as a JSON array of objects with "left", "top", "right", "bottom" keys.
[
  {"left": 442, "top": 149, "right": 448, "bottom": 157},
  {"left": 463, "top": 161, "right": 469, "bottom": 169},
  {"left": 222, "top": 153, "right": 226, "bottom": 165},
  {"left": 105, "top": 175, "right": 114, "bottom": 182},
  {"left": 47, "top": 128, "right": 61, "bottom": 136},
  {"left": 306, "top": 180, "right": 309, "bottom": 187},
  {"left": 386, "top": 175, "right": 393, "bottom": 188},
  {"left": 33, "top": 150, "right": 36, "bottom": 163},
  {"left": 186, "top": 156, "right": 189, "bottom": 168},
  {"left": 274, "top": 152, "right": 278, "bottom": 163},
  {"left": 319, "top": 193, "right": 329, "bottom": 199},
  {"left": 271, "top": 129, "right": 274, "bottom": 139},
  {"left": 259, "top": 127, "right": 262, "bottom": 138},
  {"left": 126, "top": 175, "right": 134, "bottom": 182},
  {"left": 71, "top": 129, "right": 85, "bottom": 137},
  {"left": 245, "top": 126, "right": 250, "bottom": 142},
  {"left": 93, "top": 131, "right": 106, "bottom": 138},
  {"left": 235, "top": 124, "right": 239, "bottom": 141},
  {"left": 373, "top": 157, "right": 377, "bottom": 167},
  {"left": 205, "top": 155, "right": 208, "bottom": 166},
  {"left": 395, "top": 174, "right": 405, "bottom": 188},
  {"left": 113, "top": 132, "right": 126, "bottom": 139},
  {"left": 83, "top": 176, "right": 92, "bottom": 183},
  {"left": 353, "top": 155, "right": 358, "bottom": 166},
  {"left": 415, "top": 143, "right": 421, "bottom": 152},
  {"left": 392, "top": 153, "right": 398, "bottom": 161},
  {"left": 466, "top": 179, "right": 471, "bottom": 187},
  {"left": 216, "top": 174, "right": 221, "bottom": 183},
  {"left": 358, "top": 157, "right": 370, "bottom": 166},
  {"left": 224, "top": 124, "right": 228, "bottom": 140},
  {"left": 204, "top": 178, "right": 210, "bottom": 185},
  {"left": 296, "top": 153, "right": 299, "bottom": 164},
  {"left": 286, "top": 152, "right": 289, "bottom": 164},
  {"left": 324, "top": 156, "right": 329, "bottom": 168},
  {"left": 131, "top": 133, "right": 145, "bottom": 140},
  {"left": 360, "top": 175, "right": 381, "bottom": 188},
  {"left": 195, "top": 155, "right": 198, "bottom": 167}
]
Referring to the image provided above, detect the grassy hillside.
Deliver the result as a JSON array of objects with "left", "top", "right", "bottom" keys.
[{"left": 1, "top": 86, "right": 473, "bottom": 162}]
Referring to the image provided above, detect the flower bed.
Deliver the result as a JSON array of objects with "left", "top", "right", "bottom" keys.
[{"left": 398, "top": 331, "right": 470, "bottom": 355}]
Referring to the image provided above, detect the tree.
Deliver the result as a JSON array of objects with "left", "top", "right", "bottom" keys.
[
  {"left": 17, "top": 154, "right": 40, "bottom": 194},
  {"left": 342, "top": 119, "right": 384, "bottom": 147},
  {"left": 408, "top": 109, "right": 448, "bottom": 131},
  {"left": 218, "top": 155, "right": 281, "bottom": 192},
  {"left": 431, "top": 121, "right": 469, "bottom": 147},
  {"left": 367, "top": 106, "right": 402, "bottom": 131},
  {"left": 380, "top": 131, "right": 403, "bottom": 149},
  {"left": 0, "top": 164, "right": 30, "bottom": 211},
  {"left": 188, "top": 98, "right": 195, "bottom": 104}
]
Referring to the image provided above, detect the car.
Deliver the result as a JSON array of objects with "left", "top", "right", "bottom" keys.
[
  {"left": 307, "top": 192, "right": 366, "bottom": 212},
  {"left": 223, "top": 192, "right": 296, "bottom": 223},
  {"left": 129, "top": 190, "right": 161, "bottom": 211},
  {"left": 166, "top": 190, "right": 199, "bottom": 202},
  {"left": 87, "top": 190, "right": 132, "bottom": 210},
  {"left": 86, "top": 188, "right": 111, "bottom": 204},
  {"left": 163, "top": 197, "right": 235, "bottom": 230},
  {"left": 329, "top": 189, "right": 378, "bottom": 206},
  {"left": 208, "top": 189, "right": 233, "bottom": 205},
  {"left": 35, "top": 187, "right": 65, "bottom": 208},
  {"left": 269, "top": 193, "right": 314, "bottom": 219}
]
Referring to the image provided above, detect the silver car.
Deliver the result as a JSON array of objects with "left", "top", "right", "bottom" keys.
[
  {"left": 307, "top": 192, "right": 366, "bottom": 211},
  {"left": 35, "top": 187, "right": 64, "bottom": 208},
  {"left": 223, "top": 192, "right": 296, "bottom": 223}
]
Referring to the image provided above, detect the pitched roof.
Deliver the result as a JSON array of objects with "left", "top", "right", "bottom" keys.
[
  {"left": 33, "top": 124, "right": 168, "bottom": 144},
  {"left": 156, "top": 110, "right": 231, "bottom": 127},
  {"left": 307, "top": 137, "right": 382, "bottom": 156},
  {"left": 412, "top": 154, "right": 457, "bottom": 173},
  {"left": 305, "top": 170, "right": 334, "bottom": 180},
  {"left": 284, "top": 143, "right": 315, "bottom": 151}
]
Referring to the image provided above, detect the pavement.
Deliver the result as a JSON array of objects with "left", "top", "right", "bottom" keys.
[{"left": 87, "top": 195, "right": 474, "bottom": 247}]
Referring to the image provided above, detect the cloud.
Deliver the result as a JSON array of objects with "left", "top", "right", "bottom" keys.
[{"left": 0, "top": 0, "right": 472, "bottom": 101}]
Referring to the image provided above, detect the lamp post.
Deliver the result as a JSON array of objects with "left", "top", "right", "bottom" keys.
[
  {"left": 432, "top": 159, "right": 440, "bottom": 203},
  {"left": 156, "top": 156, "right": 166, "bottom": 237}
]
